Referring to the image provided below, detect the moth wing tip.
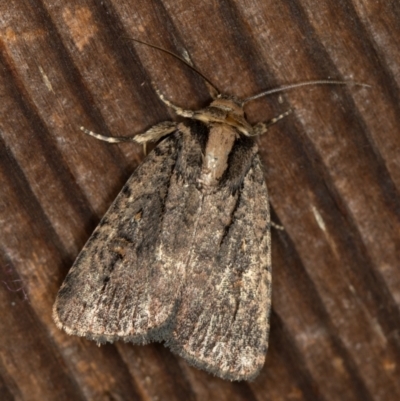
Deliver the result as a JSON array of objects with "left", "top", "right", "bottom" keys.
[
  {"left": 166, "top": 340, "right": 264, "bottom": 381},
  {"left": 51, "top": 301, "right": 65, "bottom": 330}
]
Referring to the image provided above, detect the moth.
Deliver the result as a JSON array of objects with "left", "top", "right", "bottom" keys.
[{"left": 53, "top": 40, "right": 364, "bottom": 381}]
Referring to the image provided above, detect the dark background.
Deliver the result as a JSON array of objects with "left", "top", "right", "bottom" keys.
[{"left": 1, "top": 0, "right": 399, "bottom": 400}]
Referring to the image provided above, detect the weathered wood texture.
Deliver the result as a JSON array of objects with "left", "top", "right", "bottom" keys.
[{"left": 0, "top": 0, "right": 399, "bottom": 400}]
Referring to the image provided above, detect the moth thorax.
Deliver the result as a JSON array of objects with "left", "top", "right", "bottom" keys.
[{"left": 198, "top": 124, "right": 237, "bottom": 188}]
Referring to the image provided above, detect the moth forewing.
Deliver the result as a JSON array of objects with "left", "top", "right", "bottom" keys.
[
  {"left": 166, "top": 134, "right": 272, "bottom": 381},
  {"left": 53, "top": 136, "right": 183, "bottom": 344}
]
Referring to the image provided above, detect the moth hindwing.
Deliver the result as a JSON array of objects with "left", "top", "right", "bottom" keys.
[{"left": 53, "top": 77, "right": 291, "bottom": 380}]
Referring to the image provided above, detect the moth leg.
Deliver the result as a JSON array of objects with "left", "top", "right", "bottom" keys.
[
  {"left": 133, "top": 121, "right": 177, "bottom": 144},
  {"left": 80, "top": 121, "right": 177, "bottom": 145},
  {"left": 155, "top": 87, "right": 196, "bottom": 118},
  {"left": 271, "top": 221, "right": 284, "bottom": 230},
  {"left": 251, "top": 109, "right": 292, "bottom": 136},
  {"left": 80, "top": 126, "right": 135, "bottom": 143}
]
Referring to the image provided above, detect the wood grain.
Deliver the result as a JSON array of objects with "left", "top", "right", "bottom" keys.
[{"left": 1, "top": 0, "right": 399, "bottom": 400}]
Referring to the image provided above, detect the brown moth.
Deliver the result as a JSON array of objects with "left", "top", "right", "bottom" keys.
[{"left": 53, "top": 40, "right": 366, "bottom": 381}]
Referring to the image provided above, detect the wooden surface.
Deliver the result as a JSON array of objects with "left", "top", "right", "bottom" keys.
[{"left": 1, "top": 0, "right": 399, "bottom": 400}]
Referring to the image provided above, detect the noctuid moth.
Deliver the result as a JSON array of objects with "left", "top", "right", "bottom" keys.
[{"left": 53, "top": 40, "right": 367, "bottom": 381}]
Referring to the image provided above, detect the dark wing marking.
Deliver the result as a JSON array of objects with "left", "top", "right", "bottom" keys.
[
  {"left": 166, "top": 155, "right": 271, "bottom": 381},
  {"left": 53, "top": 135, "right": 183, "bottom": 344}
]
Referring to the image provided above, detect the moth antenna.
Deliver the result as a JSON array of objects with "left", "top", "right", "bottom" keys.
[
  {"left": 130, "top": 38, "right": 220, "bottom": 97},
  {"left": 242, "top": 80, "right": 371, "bottom": 104}
]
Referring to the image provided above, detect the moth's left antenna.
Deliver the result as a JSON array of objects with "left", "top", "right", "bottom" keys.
[{"left": 130, "top": 38, "right": 220, "bottom": 97}]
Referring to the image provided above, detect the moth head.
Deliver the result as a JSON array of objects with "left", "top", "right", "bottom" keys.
[
  {"left": 208, "top": 95, "right": 252, "bottom": 135},
  {"left": 212, "top": 94, "right": 244, "bottom": 115}
]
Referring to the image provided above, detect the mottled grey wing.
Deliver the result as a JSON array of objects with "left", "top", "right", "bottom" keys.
[
  {"left": 53, "top": 135, "right": 182, "bottom": 344},
  {"left": 166, "top": 155, "right": 271, "bottom": 381}
]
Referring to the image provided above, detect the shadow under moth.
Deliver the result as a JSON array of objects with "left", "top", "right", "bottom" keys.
[{"left": 53, "top": 40, "right": 366, "bottom": 381}]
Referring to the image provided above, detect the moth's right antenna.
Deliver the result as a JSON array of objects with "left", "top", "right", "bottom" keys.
[{"left": 130, "top": 38, "right": 220, "bottom": 97}]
